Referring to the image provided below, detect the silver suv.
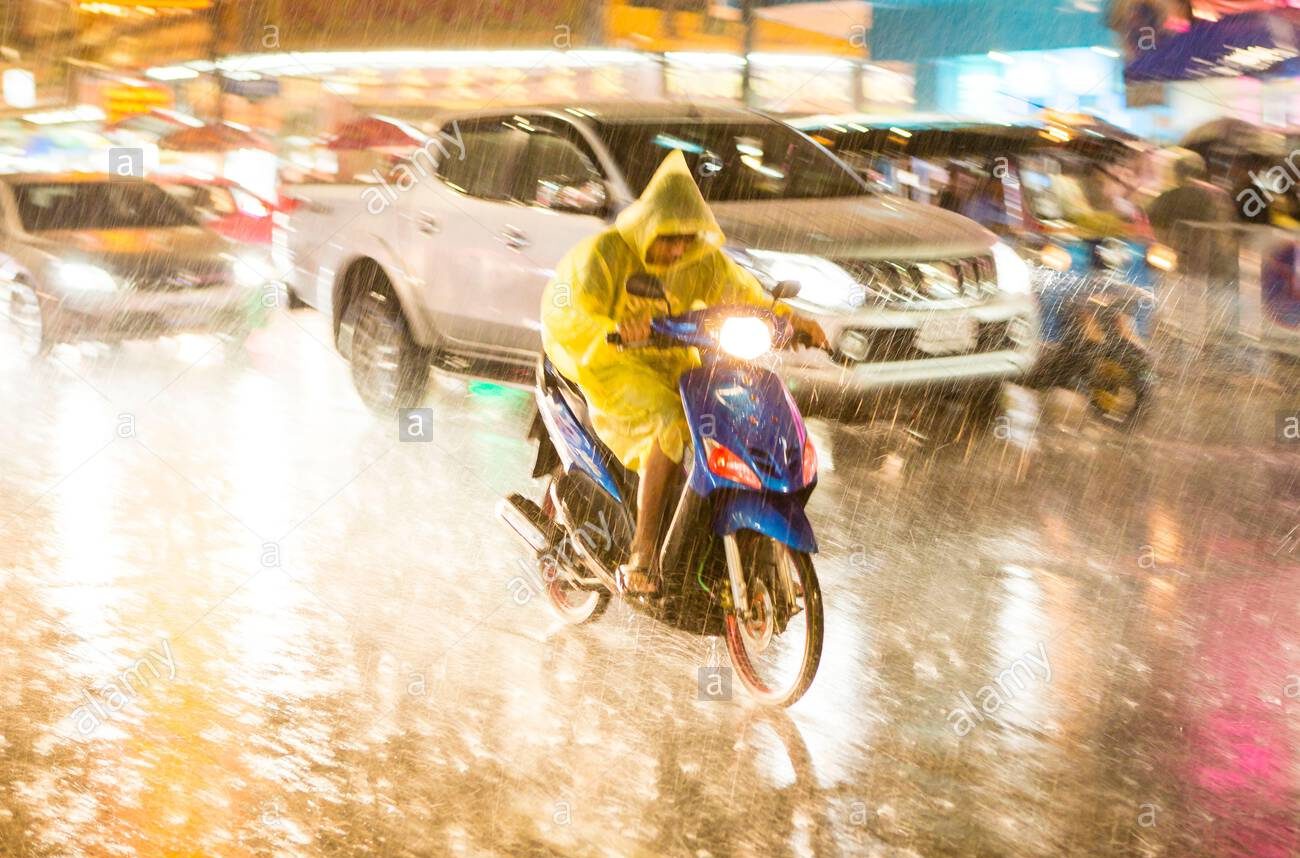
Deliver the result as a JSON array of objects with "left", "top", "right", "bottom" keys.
[{"left": 282, "top": 102, "right": 1039, "bottom": 415}]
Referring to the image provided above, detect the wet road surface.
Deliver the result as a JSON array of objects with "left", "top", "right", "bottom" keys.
[{"left": 1, "top": 311, "right": 1298, "bottom": 857}]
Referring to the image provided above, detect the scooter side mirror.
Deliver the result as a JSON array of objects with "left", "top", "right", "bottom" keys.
[
  {"left": 626, "top": 273, "right": 666, "bottom": 300},
  {"left": 770, "top": 280, "right": 802, "bottom": 301}
]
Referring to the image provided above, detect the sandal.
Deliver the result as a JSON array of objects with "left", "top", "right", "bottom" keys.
[{"left": 616, "top": 553, "right": 660, "bottom": 598}]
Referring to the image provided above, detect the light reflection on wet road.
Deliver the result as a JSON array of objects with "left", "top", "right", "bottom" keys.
[{"left": 1, "top": 312, "right": 1297, "bottom": 857}]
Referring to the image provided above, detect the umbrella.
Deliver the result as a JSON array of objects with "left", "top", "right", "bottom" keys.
[
  {"left": 324, "top": 115, "right": 428, "bottom": 151},
  {"left": 160, "top": 122, "right": 271, "bottom": 152},
  {"left": 1181, "top": 118, "right": 1286, "bottom": 158},
  {"left": 1126, "top": 9, "right": 1300, "bottom": 82}
]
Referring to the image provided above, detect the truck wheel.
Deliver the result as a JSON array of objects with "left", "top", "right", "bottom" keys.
[{"left": 347, "top": 277, "right": 430, "bottom": 414}]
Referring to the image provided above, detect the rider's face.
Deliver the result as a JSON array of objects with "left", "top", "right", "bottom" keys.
[{"left": 646, "top": 234, "right": 697, "bottom": 266}]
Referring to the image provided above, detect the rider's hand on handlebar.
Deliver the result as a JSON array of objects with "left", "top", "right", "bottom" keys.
[
  {"left": 616, "top": 317, "right": 653, "bottom": 345},
  {"left": 791, "top": 315, "right": 830, "bottom": 350}
]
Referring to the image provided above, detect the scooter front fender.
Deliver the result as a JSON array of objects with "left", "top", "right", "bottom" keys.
[{"left": 713, "top": 491, "right": 818, "bottom": 554}]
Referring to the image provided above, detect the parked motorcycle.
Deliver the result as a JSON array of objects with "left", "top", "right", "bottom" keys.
[{"left": 498, "top": 275, "right": 824, "bottom": 707}]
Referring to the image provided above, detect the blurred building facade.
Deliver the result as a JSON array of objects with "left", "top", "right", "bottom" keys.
[
  {"left": 869, "top": 0, "right": 1126, "bottom": 124},
  {"left": 1111, "top": 0, "right": 1300, "bottom": 139},
  {"left": 4, "top": 0, "right": 911, "bottom": 132},
  {"left": 153, "top": 0, "right": 906, "bottom": 130},
  {"left": 864, "top": 0, "right": 1300, "bottom": 141}
]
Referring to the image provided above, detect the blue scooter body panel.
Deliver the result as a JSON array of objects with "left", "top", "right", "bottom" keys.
[
  {"left": 713, "top": 490, "right": 818, "bottom": 553},
  {"left": 678, "top": 360, "right": 817, "bottom": 553},
  {"left": 1039, "top": 237, "right": 1156, "bottom": 342},
  {"left": 534, "top": 306, "right": 819, "bottom": 555},
  {"left": 536, "top": 385, "right": 624, "bottom": 504}
]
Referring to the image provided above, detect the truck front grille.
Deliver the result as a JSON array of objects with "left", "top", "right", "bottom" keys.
[
  {"left": 834, "top": 254, "right": 997, "bottom": 306},
  {"left": 131, "top": 267, "right": 231, "bottom": 292},
  {"left": 835, "top": 320, "right": 1014, "bottom": 364}
]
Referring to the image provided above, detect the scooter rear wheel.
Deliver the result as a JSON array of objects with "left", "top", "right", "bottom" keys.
[
  {"left": 1087, "top": 346, "right": 1152, "bottom": 428},
  {"left": 722, "top": 532, "right": 823, "bottom": 707}
]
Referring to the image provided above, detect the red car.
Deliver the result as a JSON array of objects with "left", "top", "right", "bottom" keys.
[{"left": 156, "top": 177, "right": 281, "bottom": 246}]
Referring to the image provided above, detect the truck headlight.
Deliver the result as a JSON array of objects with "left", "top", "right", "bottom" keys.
[
  {"left": 718, "top": 316, "right": 773, "bottom": 360},
  {"left": 837, "top": 329, "right": 871, "bottom": 362},
  {"left": 992, "top": 242, "right": 1032, "bottom": 295},
  {"left": 736, "top": 249, "right": 864, "bottom": 311},
  {"left": 56, "top": 262, "right": 119, "bottom": 293}
]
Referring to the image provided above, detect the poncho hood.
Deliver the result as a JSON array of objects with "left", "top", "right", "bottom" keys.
[{"left": 615, "top": 149, "right": 724, "bottom": 272}]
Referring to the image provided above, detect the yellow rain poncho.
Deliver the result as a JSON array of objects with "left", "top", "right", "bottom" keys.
[{"left": 541, "top": 150, "right": 784, "bottom": 474}]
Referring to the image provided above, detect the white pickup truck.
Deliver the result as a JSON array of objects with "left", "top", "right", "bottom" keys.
[{"left": 280, "top": 101, "right": 1039, "bottom": 416}]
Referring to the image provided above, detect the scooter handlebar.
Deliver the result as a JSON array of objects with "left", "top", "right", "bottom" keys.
[
  {"left": 605, "top": 330, "right": 679, "bottom": 350},
  {"left": 606, "top": 315, "right": 825, "bottom": 354}
]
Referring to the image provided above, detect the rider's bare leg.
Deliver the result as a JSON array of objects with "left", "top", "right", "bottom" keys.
[{"left": 624, "top": 439, "right": 674, "bottom": 592}]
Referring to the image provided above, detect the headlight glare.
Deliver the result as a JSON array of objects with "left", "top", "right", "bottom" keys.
[
  {"left": 718, "top": 316, "right": 773, "bottom": 360},
  {"left": 1146, "top": 243, "right": 1177, "bottom": 272},
  {"left": 1039, "top": 244, "right": 1073, "bottom": 272},
  {"left": 837, "top": 329, "right": 871, "bottom": 362},
  {"left": 993, "top": 242, "right": 1032, "bottom": 295},
  {"left": 232, "top": 252, "right": 274, "bottom": 288},
  {"left": 739, "top": 249, "right": 864, "bottom": 310},
  {"left": 56, "top": 262, "right": 118, "bottom": 293}
]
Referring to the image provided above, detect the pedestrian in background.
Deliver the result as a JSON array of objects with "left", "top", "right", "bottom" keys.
[
  {"left": 1147, "top": 149, "right": 1233, "bottom": 243},
  {"left": 1149, "top": 149, "right": 1237, "bottom": 292}
]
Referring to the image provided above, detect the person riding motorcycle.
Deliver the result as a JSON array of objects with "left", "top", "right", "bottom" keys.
[{"left": 540, "top": 150, "right": 827, "bottom": 595}]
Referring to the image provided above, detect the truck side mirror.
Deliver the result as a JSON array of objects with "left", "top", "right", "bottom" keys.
[
  {"left": 538, "top": 178, "right": 607, "bottom": 216},
  {"left": 770, "top": 280, "right": 801, "bottom": 300}
]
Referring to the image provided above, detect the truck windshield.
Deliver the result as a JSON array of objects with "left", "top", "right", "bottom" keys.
[
  {"left": 12, "top": 182, "right": 199, "bottom": 232},
  {"left": 596, "top": 120, "right": 868, "bottom": 202}
]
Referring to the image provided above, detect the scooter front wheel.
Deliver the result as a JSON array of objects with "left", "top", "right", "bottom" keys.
[{"left": 722, "top": 532, "right": 823, "bottom": 707}]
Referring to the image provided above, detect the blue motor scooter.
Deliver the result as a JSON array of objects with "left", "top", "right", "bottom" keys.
[
  {"left": 498, "top": 275, "right": 824, "bottom": 707},
  {"left": 1031, "top": 236, "right": 1159, "bottom": 427}
]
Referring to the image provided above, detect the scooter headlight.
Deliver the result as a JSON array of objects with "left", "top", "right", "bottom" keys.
[
  {"left": 1039, "top": 243, "right": 1073, "bottom": 272},
  {"left": 718, "top": 316, "right": 773, "bottom": 360},
  {"left": 703, "top": 437, "right": 762, "bottom": 489},
  {"left": 801, "top": 438, "right": 818, "bottom": 485},
  {"left": 1146, "top": 243, "right": 1177, "bottom": 272}
]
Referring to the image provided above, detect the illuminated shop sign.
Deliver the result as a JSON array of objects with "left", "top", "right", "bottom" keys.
[{"left": 78, "top": 1, "right": 211, "bottom": 9}]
